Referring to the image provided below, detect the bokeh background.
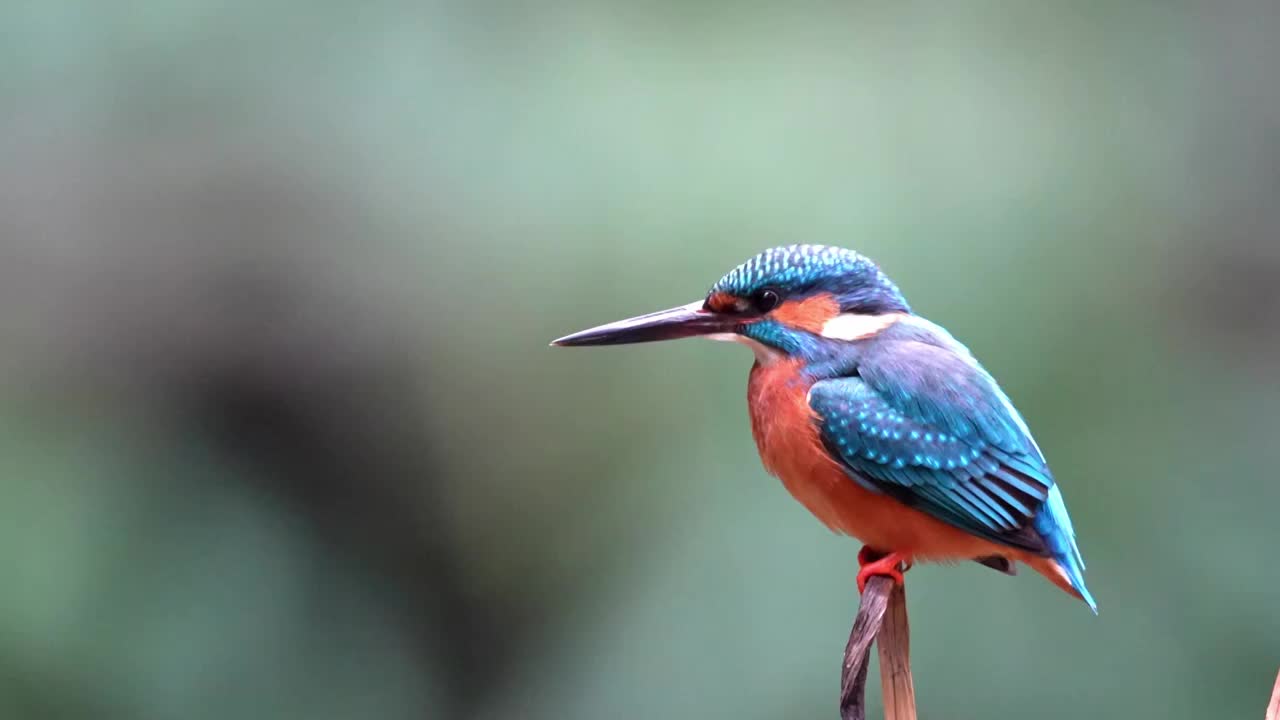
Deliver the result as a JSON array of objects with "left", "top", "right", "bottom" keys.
[{"left": 3, "top": 2, "right": 1279, "bottom": 719}]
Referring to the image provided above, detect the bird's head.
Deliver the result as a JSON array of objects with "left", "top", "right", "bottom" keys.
[{"left": 551, "top": 245, "right": 911, "bottom": 362}]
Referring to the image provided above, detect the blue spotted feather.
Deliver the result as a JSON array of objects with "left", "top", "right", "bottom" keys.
[{"left": 808, "top": 334, "right": 1094, "bottom": 610}]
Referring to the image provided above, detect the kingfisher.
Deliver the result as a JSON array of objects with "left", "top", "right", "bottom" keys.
[{"left": 552, "top": 245, "right": 1095, "bottom": 612}]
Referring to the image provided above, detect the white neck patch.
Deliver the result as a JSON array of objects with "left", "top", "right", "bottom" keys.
[
  {"left": 705, "top": 333, "right": 785, "bottom": 365},
  {"left": 821, "top": 312, "right": 906, "bottom": 341}
]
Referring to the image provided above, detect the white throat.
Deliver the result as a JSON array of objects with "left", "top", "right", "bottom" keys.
[{"left": 705, "top": 333, "right": 785, "bottom": 365}]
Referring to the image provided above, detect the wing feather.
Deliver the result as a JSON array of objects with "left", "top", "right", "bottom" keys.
[{"left": 808, "top": 340, "right": 1056, "bottom": 553}]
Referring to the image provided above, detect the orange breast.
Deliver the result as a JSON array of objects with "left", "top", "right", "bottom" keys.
[{"left": 746, "top": 359, "right": 1019, "bottom": 563}]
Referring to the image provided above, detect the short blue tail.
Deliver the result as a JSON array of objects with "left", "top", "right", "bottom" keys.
[{"left": 1033, "top": 485, "right": 1097, "bottom": 613}]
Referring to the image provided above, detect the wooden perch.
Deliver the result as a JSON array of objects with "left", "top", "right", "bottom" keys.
[
  {"left": 840, "top": 576, "right": 917, "bottom": 720},
  {"left": 843, "top": 594, "right": 1280, "bottom": 720},
  {"left": 1266, "top": 668, "right": 1280, "bottom": 720}
]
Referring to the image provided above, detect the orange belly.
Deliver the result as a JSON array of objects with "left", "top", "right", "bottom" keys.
[{"left": 747, "top": 359, "right": 1026, "bottom": 564}]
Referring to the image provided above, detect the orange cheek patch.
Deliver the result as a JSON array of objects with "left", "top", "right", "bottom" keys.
[
  {"left": 706, "top": 291, "right": 740, "bottom": 313},
  {"left": 770, "top": 293, "right": 840, "bottom": 333}
]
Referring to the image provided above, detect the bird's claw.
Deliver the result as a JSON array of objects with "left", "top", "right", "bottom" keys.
[{"left": 856, "top": 548, "right": 912, "bottom": 594}]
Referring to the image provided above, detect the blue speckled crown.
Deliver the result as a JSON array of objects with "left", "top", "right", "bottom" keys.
[{"left": 711, "top": 245, "right": 910, "bottom": 314}]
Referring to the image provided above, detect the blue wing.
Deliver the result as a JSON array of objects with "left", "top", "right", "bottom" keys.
[{"left": 808, "top": 339, "right": 1054, "bottom": 553}]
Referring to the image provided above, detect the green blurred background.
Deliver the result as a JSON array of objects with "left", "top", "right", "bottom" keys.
[{"left": 2, "top": 2, "right": 1278, "bottom": 719}]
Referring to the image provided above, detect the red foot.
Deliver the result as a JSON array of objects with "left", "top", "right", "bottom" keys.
[{"left": 856, "top": 547, "right": 912, "bottom": 594}]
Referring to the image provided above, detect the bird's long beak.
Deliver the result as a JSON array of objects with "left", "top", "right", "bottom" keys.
[{"left": 551, "top": 300, "right": 734, "bottom": 347}]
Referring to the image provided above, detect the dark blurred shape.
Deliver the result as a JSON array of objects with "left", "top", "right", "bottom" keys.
[
  {"left": 1173, "top": 212, "right": 1280, "bottom": 363},
  {"left": 0, "top": 136, "right": 519, "bottom": 719}
]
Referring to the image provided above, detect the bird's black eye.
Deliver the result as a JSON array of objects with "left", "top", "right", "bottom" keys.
[{"left": 753, "top": 289, "right": 781, "bottom": 313}]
